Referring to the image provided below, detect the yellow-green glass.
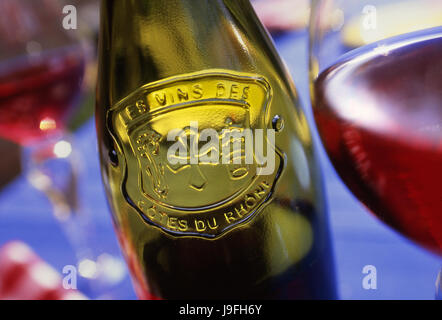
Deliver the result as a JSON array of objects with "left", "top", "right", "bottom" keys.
[{"left": 96, "top": 0, "right": 336, "bottom": 299}]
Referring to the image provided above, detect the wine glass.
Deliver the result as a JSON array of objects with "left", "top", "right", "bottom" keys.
[
  {"left": 0, "top": 0, "right": 129, "bottom": 299},
  {"left": 0, "top": 0, "right": 103, "bottom": 294},
  {"left": 309, "top": 0, "right": 442, "bottom": 298}
]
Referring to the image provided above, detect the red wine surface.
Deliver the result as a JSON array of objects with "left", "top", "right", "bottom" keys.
[
  {"left": 0, "top": 47, "right": 85, "bottom": 145},
  {"left": 314, "top": 28, "right": 442, "bottom": 254}
]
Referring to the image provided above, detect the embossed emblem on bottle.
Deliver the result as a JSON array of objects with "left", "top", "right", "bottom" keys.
[{"left": 107, "top": 70, "right": 285, "bottom": 238}]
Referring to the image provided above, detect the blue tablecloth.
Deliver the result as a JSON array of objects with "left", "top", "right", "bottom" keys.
[{"left": 0, "top": 30, "right": 440, "bottom": 300}]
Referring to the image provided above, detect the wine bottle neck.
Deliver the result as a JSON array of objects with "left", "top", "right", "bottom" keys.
[{"left": 99, "top": 0, "right": 265, "bottom": 102}]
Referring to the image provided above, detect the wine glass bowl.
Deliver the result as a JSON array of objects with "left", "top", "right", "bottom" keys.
[
  {"left": 0, "top": 0, "right": 86, "bottom": 146},
  {"left": 0, "top": 47, "right": 85, "bottom": 145},
  {"left": 309, "top": 0, "right": 442, "bottom": 255}
]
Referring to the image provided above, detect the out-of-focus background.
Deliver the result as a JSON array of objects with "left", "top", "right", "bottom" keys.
[{"left": 0, "top": 0, "right": 440, "bottom": 299}]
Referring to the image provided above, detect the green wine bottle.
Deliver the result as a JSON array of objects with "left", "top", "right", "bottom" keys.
[{"left": 96, "top": 0, "right": 336, "bottom": 299}]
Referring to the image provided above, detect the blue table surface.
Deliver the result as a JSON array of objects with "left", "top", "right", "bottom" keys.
[{"left": 0, "top": 31, "right": 440, "bottom": 300}]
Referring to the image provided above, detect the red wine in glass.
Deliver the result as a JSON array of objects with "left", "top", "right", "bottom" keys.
[
  {"left": 314, "top": 27, "right": 442, "bottom": 254},
  {"left": 0, "top": 46, "right": 85, "bottom": 146}
]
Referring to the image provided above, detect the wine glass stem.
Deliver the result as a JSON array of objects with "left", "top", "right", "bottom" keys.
[
  {"left": 436, "top": 267, "right": 442, "bottom": 300},
  {"left": 23, "top": 132, "right": 93, "bottom": 262}
]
